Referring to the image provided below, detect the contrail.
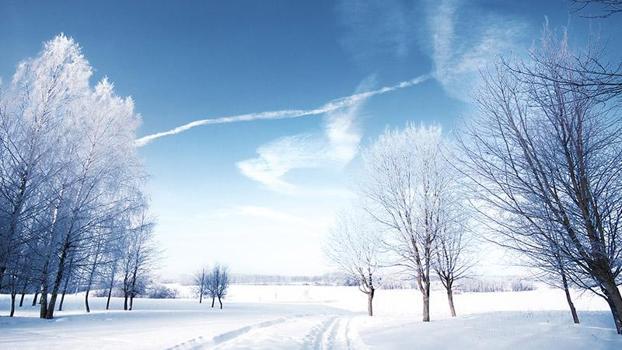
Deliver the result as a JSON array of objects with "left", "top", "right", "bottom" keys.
[{"left": 135, "top": 75, "right": 429, "bottom": 147}]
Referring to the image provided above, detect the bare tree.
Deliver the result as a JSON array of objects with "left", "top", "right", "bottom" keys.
[
  {"left": 58, "top": 251, "right": 76, "bottom": 312},
  {"left": 433, "top": 196, "right": 473, "bottom": 317},
  {"left": 361, "top": 124, "right": 449, "bottom": 322},
  {"left": 507, "top": 25, "right": 622, "bottom": 107},
  {"left": 325, "top": 211, "right": 382, "bottom": 316},
  {"left": 205, "top": 264, "right": 229, "bottom": 309},
  {"left": 194, "top": 266, "right": 208, "bottom": 304},
  {"left": 457, "top": 31, "right": 622, "bottom": 333},
  {"left": 121, "top": 206, "right": 156, "bottom": 311},
  {"left": 216, "top": 266, "right": 229, "bottom": 309},
  {"left": 84, "top": 231, "right": 106, "bottom": 313}
]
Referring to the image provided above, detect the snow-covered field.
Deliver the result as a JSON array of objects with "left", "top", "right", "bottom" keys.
[{"left": 1, "top": 285, "right": 621, "bottom": 349}]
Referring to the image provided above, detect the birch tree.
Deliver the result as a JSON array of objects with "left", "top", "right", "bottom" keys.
[{"left": 0, "top": 34, "right": 152, "bottom": 318}]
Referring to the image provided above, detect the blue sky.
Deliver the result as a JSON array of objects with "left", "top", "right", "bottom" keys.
[{"left": 1, "top": 0, "right": 621, "bottom": 278}]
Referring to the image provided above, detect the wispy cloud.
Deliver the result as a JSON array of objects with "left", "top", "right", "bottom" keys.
[
  {"left": 336, "top": 0, "right": 528, "bottom": 101},
  {"left": 135, "top": 75, "right": 429, "bottom": 147},
  {"left": 426, "top": 0, "right": 527, "bottom": 100},
  {"left": 236, "top": 78, "right": 383, "bottom": 194}
]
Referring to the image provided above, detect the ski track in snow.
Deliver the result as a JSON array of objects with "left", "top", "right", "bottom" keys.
[
  {"left": 168, "top": 314, "right": 366, "bottom": 350},
  {"left": 166, "top": 315, "right": 299, "bottom": 349},
  {"left": 301, "top": 315, "right": 366, "bottom": 350}
]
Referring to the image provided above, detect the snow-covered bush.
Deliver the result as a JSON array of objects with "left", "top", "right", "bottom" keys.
[{"left": 146, "top": 285, "right": 177, "bottom": 299}]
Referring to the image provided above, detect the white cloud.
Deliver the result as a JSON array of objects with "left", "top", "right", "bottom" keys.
[
  {"left": 235, "top": 76, "right": 428, "bottom": 194},
  {"left": 426, "top": 0, "right": 527, "bottom": 100},
  {"left": 334, "top": 0, "right": 527, "bottom": 102},
  {"left": 237, "top": 134, "right": 324, "bottom": 193},
  {"left": 236, "top": 84, "right": 364, "bottom": 194}
]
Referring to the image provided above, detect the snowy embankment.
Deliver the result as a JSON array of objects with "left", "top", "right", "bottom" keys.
[{"left": 1, "top": 285, "right": 621, "bottom": 349}]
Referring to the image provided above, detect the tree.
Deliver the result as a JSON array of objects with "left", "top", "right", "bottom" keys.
[
  {"left": 0, "top": 34, "right": 151, "bottom": 318},
  {"left": 84, "top": 230, "right": 106, "bottom": 313},
  {"left": 457, "top": 30, "right": 622, "bottom": 333},
  {"left": 121, "top": 205, "right": 156, "bottom": 311},
  {"left": 325, "top": 211, "right": 382, "bottom": 316},
  {"left": 0, "top": 34, "right": 88, "bottom": 300},
  {"left": 194, "top": 266, "right": 208, "bottom": 304},
  {"left": 205, "top": 264, "right": 229, "bottom": 309},
  {"left": 216, "top": 266, "right": 229, "bottom": 309},
  {"left": 433, "top": 196, "right": 473, "bottom": 317},
  {"left": 360, "top": 124, "right": 448, "bottom": 322},
  {"left": 58, "top": 251, "right": 77, "bottom": 312}
]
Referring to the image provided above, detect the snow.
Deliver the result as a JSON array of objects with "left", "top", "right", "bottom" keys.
[{"left": 1, "top": 285, "right": 621, "bottom": 349}]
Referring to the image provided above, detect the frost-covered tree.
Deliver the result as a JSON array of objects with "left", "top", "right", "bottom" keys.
[
  {"left": 121, "top": 204, "right": 156, "bottom": 311},
  {"left": 361, "top": 124, "right": 449, "bottom": 322},
  {"left": 194, "top": 266, "right": 209, "bottom": 304},
  {"left": 0, "top": 34, "right": 89, "bottom": 295},
  {"left": 205, "top": 264, "right": 229, "bottom": 309},
  {"left": 216, "top": 267, "right": 229, "bottom": 309},
  {"left": 0, "top": 34, "right": 153, "bottom": 318},
  {"left": 432, "top": 184, "right": 473, "bottom": 318},
  {"left": 325, "top": 211, "right": 382, "bottom": 316}
]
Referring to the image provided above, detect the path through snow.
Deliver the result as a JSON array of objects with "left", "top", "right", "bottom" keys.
[
  {"left": 169, "top": 313, "right": 368, "bottom": 350},
  {"left": 2, "top": 286, "right": 622, "bottom": 349}
]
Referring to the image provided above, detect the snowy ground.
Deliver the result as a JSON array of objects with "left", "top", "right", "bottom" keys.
[{"left": 1, "top": 285, "right": 621, "bottom": 349}]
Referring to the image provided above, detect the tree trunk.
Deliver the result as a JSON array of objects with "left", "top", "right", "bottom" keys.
[
  {"left": 39, "top": 261, "right": 50, "bottom": 318},
  {"left": 106, "top": 265, "right": 117, "bottom": 310},
  {"left": 59, "top": 290, "right": 67, "bottom": 311},
  {"left": 106, "top": 287, "right": 113, "bottom": 310},
  {"left": 19, "top": 291, "right": 26, "bottom": 307},
  {"left": 84, "top": 244, "right": 100, "bottom": 313},
  {"left": 199, "top": 292, "right": 203, "bottom": 304},
  {"left": 367, "top": 289, "right": 375, "bottom": 316},
  {"left": 218, "top": 296, "right": 222, "bottom": 309},
  {"left": 45, "top": 241, "right": 69, "bottom": 319},
  {"left": 39, "top": 290, "right": 48, "bottom": 318},
  {"left": 447, "top": 288, "right": 456, "bottom": 317},
  {"left": 560, "top": 269, "right": 579, "bottom": 324},
  {"left": 39, "top": 193, "right": 61, "bottom": 318},
  {"left": 59, "top": 257, "right": 74, "bottom": 312},
  {"left": 128, "top": 262, "right": 139, "bottom": 311},
  {"left": 601, "top": 278, "right": 622, "bottom": 334},
  {"left": 10, "top": 292, "right": 16, "bottom": 317},
  {"left": 32, "top": 291, "right": 39, "bottom": 306},
  {"left": 211, "top": 296, "right": 215, "bottom": 308},
  {"left": 422, "top": 292, "right": 430, "bottom": 322},
  {"left": 123, "top": 293, "right": 129, "bottom": 311},
  {"left": 85, "top": 288, "right": 91, "bottom": 313},
  {"left": 421, "top": 279, "right": 430, "bottom": 322}
]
